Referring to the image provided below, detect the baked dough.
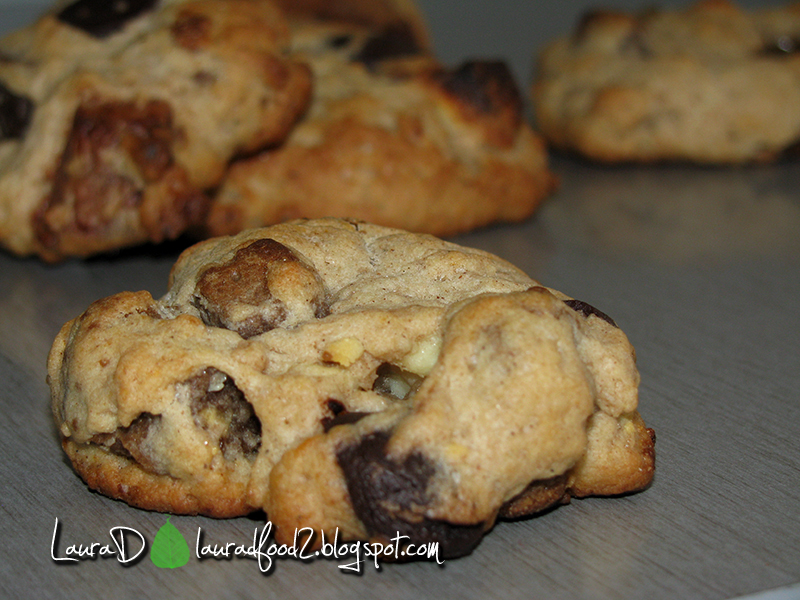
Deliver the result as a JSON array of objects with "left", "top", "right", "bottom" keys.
[
  {"left": 207, "top": 18, "right": 555, "bottom": 238},
  {"left": 533, "top": 0, "right": 800, "bottom": 163},
  {"left": 50, "top": 218, "right": 654, "bottom": 558},
  {"left": 0, "top": 0, "right": 311, "bottom": 260}
]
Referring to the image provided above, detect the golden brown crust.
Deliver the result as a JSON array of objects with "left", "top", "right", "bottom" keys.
[
  {"left": 209, "top": 114, "right": 555, "bottom": 238},
  {"left": 63, "top": 439, "right": 255, "bottom": 518},
  {"left": 569, "top": 412, "right": 656, "bottom": 497},
  {"left": 499, "top": 475, "right": 571, "bottom": 520},
  {"left": 207, "top": 21, "right": 555, "bottom": 239}
]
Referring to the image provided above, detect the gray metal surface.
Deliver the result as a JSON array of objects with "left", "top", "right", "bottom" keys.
[{"left": 1, "top": 1, "right": 799, "bottom": 599}]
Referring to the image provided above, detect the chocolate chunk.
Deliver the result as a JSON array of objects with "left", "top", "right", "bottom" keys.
[
  {"left": 434, "top": 60, "right": 522, "bottom": 118},
  {"left": 574, "top": 9, "right": 606, "bottom": 40},
  {"left": 0, "top": 82, "right": 33, "bottom": 140},
  {"left": 337, "top": 431, "right": 485, "bottom": 559},
  {"left": 353, "top": 22, "right": 421, "bottom": 68},
  {"left": 564, "top": 299, "right": 618, "bottom": 328},
  {"left": 33, "top": 99, "right": 207, "bottom": 252},
  {"left": 188, "top": 368, "right": 261, "bottom": 460},
  {"left": 326, "top": 399, "right": 346, "bottom": 416},
  {"left": 113, "top": 412, "right": 165, "bottom": 473},
  {"left": 322, "top": 412, "right": 371, "bottom": 433},
  {"left": 327, "top": 34, "right": 354, "bottom": 50},
  {"left": 321, "top": 399, "right": 371, "bottom": 432},
  {"left": 57, "top": 0, "right": 158, "bottom": 38},
  {"left": 91, "top": 413, "right": 161, "bottom": 471},
  {"left": 192, "top": 238, "right": 329, "bottom": 338}
]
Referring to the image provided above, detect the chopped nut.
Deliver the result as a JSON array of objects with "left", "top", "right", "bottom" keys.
[
  {"left": 322, "top": 337, "right": 364, "bottom": 367},
  {"left": 400, "top": 334, "right": 441, "bottom": 376}
]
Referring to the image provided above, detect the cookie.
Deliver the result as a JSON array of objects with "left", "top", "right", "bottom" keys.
[
  {"left": 532, "top": 0, "right": 800, "bottom": 163},
  {"left": 0, "top": 0, "right": 311, "bottom": 261},
  {"left": 49, "top": 218, "right": 654, "bottom": 558},
  {"left": 207, "top": 18, "right": 556, "bottom": 238}
]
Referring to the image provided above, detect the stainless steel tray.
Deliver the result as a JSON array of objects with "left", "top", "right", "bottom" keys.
[{"left": 1, "top": 2, "right": 798, "bottom": 598}]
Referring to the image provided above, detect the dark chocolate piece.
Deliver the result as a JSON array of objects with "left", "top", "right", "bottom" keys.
[
  {"left": 33, "top": 99, "right": 208, "bottom": 252},
  {"left": 321, "top": 399, "right": 372, "bottom": 432},
  {"left": 564, "top": 299, "right": 618, "bottom": 328},
  {"left": 434, "top": 60, "right": 522, "bottom": 118},
  {"left": 353, "top": 22, "right": 421, "bottom": 68},
  {"left": 0, "top": 81, "right": 33, "bottom": 140},
  {"left": 322, "top": 411, "right": 371, "bottom": 433},
  {"left": 57, "top": 0, "right": 158, "bottom": 38},
  {"left": 327, "top": 34, "right": 354, "bottom": 50},
  {"left": 337, "top": 431, "right": 485, "bottom": 559}
]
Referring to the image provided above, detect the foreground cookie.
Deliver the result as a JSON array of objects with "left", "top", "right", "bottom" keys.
[
  {"left": 208, "top": 18, "right": 556, "bottom": 238},
  {"left": 49, "top": 218, "right": 654, "bottom": 558},
  {"left": 0, "top": 0, "right": 310, "bottom": 261},
  {"left": 533, "top": 0, "right": 800, "bottom": 163}
]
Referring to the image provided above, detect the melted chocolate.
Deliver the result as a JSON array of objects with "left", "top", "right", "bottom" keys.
[
  {"left": 327, "top": 34, "right": 354, "bottom": 50},
  {"left": 188, "top": 368, "right": 261, "bottom": 459},
  {"left": 90, "top": 368, "right": 259, "bottom": 472},
  {"left": 564, "top": 299, "right": 618, "bottom": 328},
  {"left": 101, "top": 412, "right": 165, "bottom": 474},
  {"left": 57, "top": 0, "right": 159, "bottom": 38},
  {"left": 192, "top": 238, "right": 329, "bottom": 339},
  {"left": 435, "top": 60, "right": 522, "bottom": 117},
  {"left": 32, "top": 99, "right": 209, "bottom": 253},
  {"left": 337, "top": 431, "right": 485, "bottom": 558},
  {"left": 321, "top": 399, "right": 371, "bottom": 432},
  {"left": 0, "top": 82, "right": 33, "bottom": 140},
  {"left": 353, "top": 23, "right": 421, "bottom": 68}
]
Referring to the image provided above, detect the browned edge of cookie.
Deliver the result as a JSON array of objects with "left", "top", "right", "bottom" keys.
[{"left": 62, "top": 439, "right": 255, "bottom": 518}]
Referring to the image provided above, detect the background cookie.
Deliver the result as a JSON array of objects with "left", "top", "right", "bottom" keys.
[
  {"left": 0, "top": 0, "right": 311, "bottom": 261},
  {"left": 49, "top": 218, "right": 654, "bottom": 557},
  {"left": 272, "top": 0, "right": 432, "bottom": 51},
  {"left": 532, "top": 0, "right": 800, "bottom": 163},
  {"left": 207, "top": 17, "right": 556, "bottom": 238}
]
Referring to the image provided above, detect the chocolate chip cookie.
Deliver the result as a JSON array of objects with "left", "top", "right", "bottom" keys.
[
  {"left": 533, "top": 0, "right": 800, "bottom": 163},
  {"left": 0, "top": 0, "right": 311, "bottom": 261},
  {"left": 49, "top": 218, "right": 654, "bottom": 559},
  {"left": 207, "top": 17, "right": 556, "bottom": 238}
]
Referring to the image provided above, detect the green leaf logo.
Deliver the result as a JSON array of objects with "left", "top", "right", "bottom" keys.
[{"left": 150, "top": 517, "right": 190, "bottom": 569}]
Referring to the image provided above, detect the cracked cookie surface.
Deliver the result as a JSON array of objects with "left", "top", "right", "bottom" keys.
[{"left": 49, "top": 218, "right": 654, "bottom": 556}]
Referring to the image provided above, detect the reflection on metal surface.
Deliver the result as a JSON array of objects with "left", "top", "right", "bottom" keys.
[{"left": 542, "top": 159, "right": 800, "bottom": 263}]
